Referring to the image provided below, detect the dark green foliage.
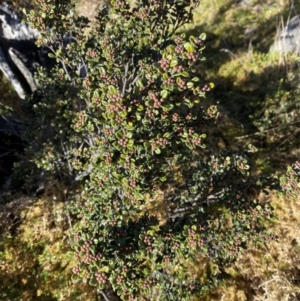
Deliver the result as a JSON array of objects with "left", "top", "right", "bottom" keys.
[{"left": 22, "top": 0, "right": 279, "bottom": 300}]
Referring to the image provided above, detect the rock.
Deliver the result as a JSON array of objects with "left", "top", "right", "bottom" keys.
[
  {"left": 236, "top": 0, "right": 254, "bottom": 8},
  {"left": 270, "top": 15, "right": 300, "bottom": 54},
  {"left": 0, "top": 3, "right": 89, "bottom": 99},
  {"left": 76, "top": 0, "right": 109, "bottom": 25},
  {"left": 0, "top": 3, "right": 42, "bottom": 99}
]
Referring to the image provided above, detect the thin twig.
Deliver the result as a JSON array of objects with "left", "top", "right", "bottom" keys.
[
  {"left": 235, "top": 120, "right": 300, "bottom": 139},
  {"left": 0, "top": 149, "right": 15, "bottom": 158},
  {"left": 98, "top": 290, "right": 110, "bottom": 301},
  {"left": 61, "top": 140, "right": 73, "bottom": 176},
  {"left": 122, "top": 61, "right": 129, "bottom": 95}
]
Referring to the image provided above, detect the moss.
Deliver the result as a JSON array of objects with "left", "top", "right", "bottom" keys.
[{"left": 0, "top": 191, "right": 95, "bottom": 301}]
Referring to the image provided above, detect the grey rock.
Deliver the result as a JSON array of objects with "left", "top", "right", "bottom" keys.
[
  {"left": 235, "top": 0, "right": 254, "bottom": 8},
  {"left": 0, "top": 3, "right": 89, "bottom": 99},
  {"left": 270, "top": 15, "right": 300, "bottom": 54},
  {"left": 0, "top": 3, "right": 41, "bottom": 99}
]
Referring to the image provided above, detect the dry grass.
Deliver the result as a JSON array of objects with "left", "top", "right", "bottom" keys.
[
  {"left": 203, "top": 192, "right": 300, "bottom": 301},
  {"left": 0, "top": 181, "right": 95, "bottom": 301}
]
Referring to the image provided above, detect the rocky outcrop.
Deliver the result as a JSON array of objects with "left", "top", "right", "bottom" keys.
[
  {"left": 0, "top": 3, "right": 42, "bottom": 99},
  {"left": 0, "top": 3, "right": 41, "bottom": 184},
  {"left": 270, "top": 15, "right": 300, "bottom": 54}
]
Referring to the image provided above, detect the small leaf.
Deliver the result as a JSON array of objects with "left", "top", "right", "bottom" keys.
[
  {"left": 200, "top": 33, "right": 207, "bottom": 41},
  {"left": 187, "top": 82, "right": 194, "bottom": 89},
  {"left": 127, "top": 139, "right": 134, "bottom": 147},
  {"left": 143, "top": 268, "right": 149, "bottom": 276},
  {"left": 155, "top": 147, "right": 161, "bottom": 154},
  {"left": 189, "top": 35, "right": 196, "bottom": 44},
  {"left": 100, "top": 266, "right": 110, "bottom": 273},
  {"left": 136, "top": 79, "right": 144, "bottom": 87},
  {"left": 184, "top": 98, "right": 191, "bottom": 105},
  {"left": 160, "top": 90, "right": 169, "bottom": 99},
  {"left": 161, "top": 105, "right": 170, "bottom": 112},
  {"left": 99, "top": 66, "right": 106, "bottom": 74},
  {"left": 93, "top": 90, "right": 99, "bottom": 98},
  {"left": 143, "top": 141, "right": 151, "bottom": 150},
  {"left": 162, "top": 73, "right": 169, "bottom": 80},
  {"left": 126, "top": 132, "right": 133, "bottom": 138},
  {"left": 180, "top": 71, "right": 189, "bottom": 77},
  {"left": 147, "top": 230, "right": 154, "bottom": 236},
  {"left": 166, "top": 44, "right": 175, "bottom": 52},
  {"left": 136, "top": 112, "right": 141, "bottom": 120},
  {"left": 89, "top": 278, "right": 97, "bottom": 286},
  {"left": 170, "top": 60, "right": 178, "bottom": 67},
  {"left": 184, "top": 42, "right": 194, "bottom": 53},
  {"left": 108, "top": 85, "right": 117, "bottom": 94},
  {"left": 160, "top": 176, "right": 167, "bottom": 182},
  {"left": 116, "top": 131, "right": 123, "bottom": 139},
  {"left": 186, "top": 142, "right": 193, "bottom": 149},
  {"left": 119, "top": 110, "right": 127, "bottom": 118},
  {"left": 108, "top": 112, "right": 114, "bottom": 119}
]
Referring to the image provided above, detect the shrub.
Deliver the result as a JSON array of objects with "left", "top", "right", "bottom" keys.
[
  {"left": 280, "top": 161, "right": 300, "bottom": 200},
  {"left": 22, "top": 0, "right": 279, "bottom": 300}
]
